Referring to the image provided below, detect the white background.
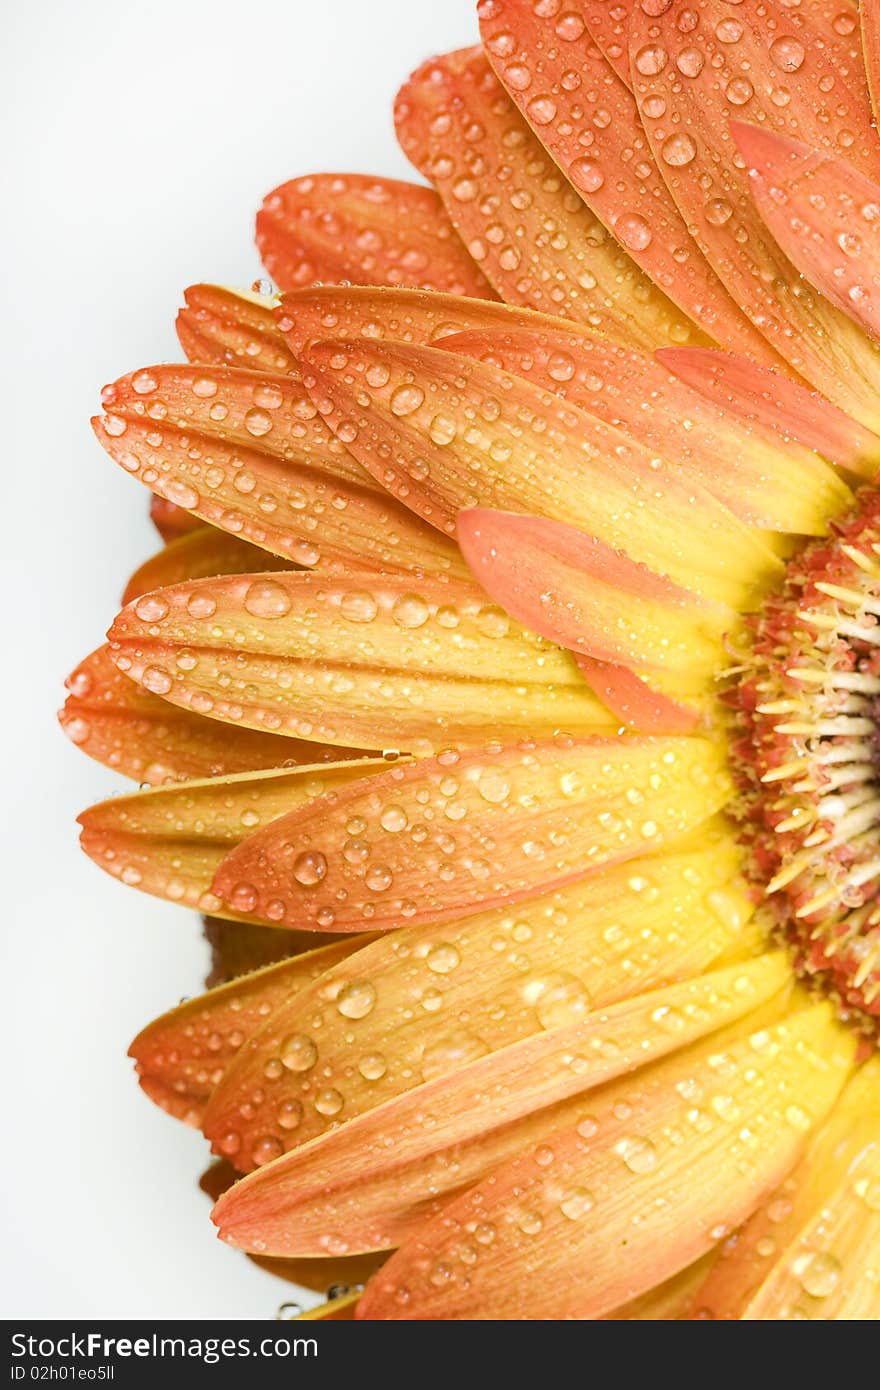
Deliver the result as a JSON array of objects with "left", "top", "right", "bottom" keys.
[{"left": 3, "top": 0, "right": 477, "bottom": 1319}]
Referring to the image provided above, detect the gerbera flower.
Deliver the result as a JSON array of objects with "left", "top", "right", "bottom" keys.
[{"left": 63, "top": 0, "right": 880, "bottom": 1319}]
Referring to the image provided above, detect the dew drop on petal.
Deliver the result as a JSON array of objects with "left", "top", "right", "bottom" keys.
[
  {"left": 244, "top": 579, "right": 291, "bottom": 618},
  {"left": 280, "top": 1034, "right": 318, "bottom": 1072},
  {"left": 336, "top": 980, "right": 377, "bottom": 1020}
]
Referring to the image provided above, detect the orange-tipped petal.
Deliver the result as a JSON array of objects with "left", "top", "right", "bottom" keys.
[
  {"left": 864, "top": 0, "right": 880, "bottom": 130},
  {"left": 150, "top": 494, "right": 202, "bottom": 543},
  {"left": 394, "top": 47, "right": 697, "bottom": 349},
  {"left": 275, "top": 285, "right": 596, "bottom": 361},
  {"left": 78, "top": 760, "right": 386, "bottom": 922},
  {"left": 691, "top": 1056, "right": 880, "bottom": 1319},
  {"left": 439, "top": 326, "right": 853, "bottom": 533},
  {"left": 574, "top": 656, "right": 701, "bottom": 736},
  {"left": 659, "top": 346, "right": 880, "bottom": 479},
  {"left": 130, "top": 939, "right": 365, "bottom": 1126},
  {"left": 211, "top": 734, "right": 731, "bottom": 933},
  {"left": 479, "top": 0, "right": 771, "bottom": 357},
  {"left": 60, "top": 645, "right": 353, "bottom": 785},
  {"left": 357, "top": 1003, "right": 854, "bottom": 1318},
  {"left": 213, "top": 956, "right": 789, "bottom": 1257},
  {"left": 202, "top": 832, "right": 755, "bottom": 1168},
  {"left": 629, "top": 0, "right": 880, "bottom": 430},
  {"left": 94, "top": 362, "right": 459, "bottom": 574},
  {"left": 734, "top": 122, "right": 880, "bottom": 345},
  {"left": 456, "top": 509, "right": 724, "bottom": 724},
  {"left": 107, "top": 569, "right": 615, "bottom": 754},
  {"left": 122, "top": 527, "right": 292, "bottom": 606},
  {"left": 579, "top": 0, "right": 634, "bottom": 86},
  {"left": 177, "top": 285, "right": 297, "bottom": 376},
  {"left": 256, "top": 173, "right": 496, "bottom": 299},
  {"left": 300, "top": 336, "right": 782, "bottom": 606}
]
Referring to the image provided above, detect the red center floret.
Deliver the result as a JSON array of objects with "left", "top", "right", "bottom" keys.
[{"left": 733, "top": 490, "right": 880, "bottom": 1037}]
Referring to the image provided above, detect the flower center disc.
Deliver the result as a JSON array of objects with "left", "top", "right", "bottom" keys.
[{"left": 735, "top": 491, "right": 880, "bottom": 1038}]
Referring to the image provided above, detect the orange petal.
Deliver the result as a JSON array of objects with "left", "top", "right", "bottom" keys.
[
  {"left": 734, "top": 122, "right": 880, "bottom": 345},
  {"left": 212, "top": 734, "right": 731, "bottom": 933},
  {"left": 177, "top": 284, "right": 298, "bottom": 376},
  {"left": 478, "top": 0, "right": 771, "bottom": 357},
  {"left": 130, "top": 938, "right": 365, "bottom": 1126},
  {"left": 107, "top": 569, "right": 615, "bottom": 754},
  {"left": 574, "top": 656, "right": 701, "bottom": 736},
  {"left": 456, "top": 507, "right": 725, "bottom": 678},
  {"left": 439, "top": 325, "right": 853, "bottom": 533},
  {"left": 94, "top": 363, "right": 459, "bottom": 574},
  {"left": 78, "top": 760, "right": 387, "bottom": 921},
  {"left": 256, "top": 173, "right": 496, "bottom": 299},
  {"left": 213, "top": 956, "right": 789, "bottom": 1259},
  {"left": 394, "top": 47, "right": 698, "bottom": 349},
  {"left": 275, "top": 285, "right": 596, "bottom": 361},
  {"left": 60, "top": 644, "right": 354, "bottom": 786},
  {"left": 357, "top": 1003, "right": 854, "bottom": 1318},
  {"left": 300, "top": 336, "right": 782, "bottom": 606},
  {"left": 202, "top": 831, "right": 755, "bottom": 1168},
  {"left": 864, "top": 0, "right": 880, "bottom": 130},
  {"left": 659, "top": 347, "right": 880, "bottom": 480},
  {"left": 150, "top": 494, "right": 202, "bottom": 543},
  {"left": 692, "top": 1055, "right": 880, "bottom": 1319},
  {"left": 630, "top": 0, "right": 880, "bottom": 429},
  {"left": 579, "top": 0, "right": 633, "bottom": 86},
  {"left": 122, "top": 527, "right": 292, "bottom": 606}
]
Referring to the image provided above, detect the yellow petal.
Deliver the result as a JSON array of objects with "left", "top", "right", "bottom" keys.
[
  {"left": 107, "top": 570, "right": 616, "bottom": 754},
  {"left": 212, "top": 956, "right": 792, "bottom": 1259},
  {"left": 213, "top": 735, "right": 733, "bottom": 932},
  {"left": 301, "top": 336, "right": 782, "bottom": 607},
  {"left": 694, "top": 1056, "right": 880, "bottom": 1319},
  {"left": 203, "top": 832, "right": 755, "bottom": 1166},
  {"left": 357, "top": 1003, "right": 855, "bottom": 1318}
]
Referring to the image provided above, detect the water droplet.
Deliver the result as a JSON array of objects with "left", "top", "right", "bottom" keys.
[
  {"left": 570, "top": 158, "right": 605, "bottom": 193},
  {"left": 340, "top": 589, "right": 378, "bottom": 623},
  {"left": 314, "top": 1087, "right": 344, "bottom": 1117},
  {"left": 134, "top": 594, "right": 168, "bottom": 623},
  {"left": 336, "top": 980, "right": 377, "bottom": 1020},
  {"left": 358, "top": 1052, "right": 387, "bottom": 1081},
  {"left": 142, "top": 666, "right": 172, "bottom": 695},
  {"left": 426, "top": 942, "right": 461, "bottom": 974},
  {"left": 615, "top": 1135, "right": 657, "bottom": 1173},
  {"left": 277, "top": 1099, "right": 304, "bottom": 1130},
  {"left": 252, "top": 1134, "right": 284, "bottom": 1165},
  {"left": 293, "top": 851, "right": 327, "bottom": 886},
  {"left": 392, "top": 593, "right": 430, "bottom": 628},
  {"left": 244, "top": 407, "right": 273, "bottom": 437},
  {"left": 634, "top": 43, "right": 668, "bottom": 76},
  {"left": 615, "top": 212, "right": 652, "bottom": 251},
  {"left": 793, "top": 1250, "right": 841, "bottom": 1299},
  {"left": 280, "top": 1034, "right": 318, "bottom": 1072},
  {"left": 532, "top": 972, "right": 591, "bottom": 1030},
  {"left": 244, "top": 579, "right": 291, "bottom": 618},
  {"left": 390, "top": 383, "right": 425, "bottom": 416},
  {"left": 662, "top": 133, "right": 697, "bottom": 167},
  {"left": 559, "top": 1187, "right": 595, "bottom": 1220},
  {"left": 770, "top": 35, "right": 805, "bottom": 72}
]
